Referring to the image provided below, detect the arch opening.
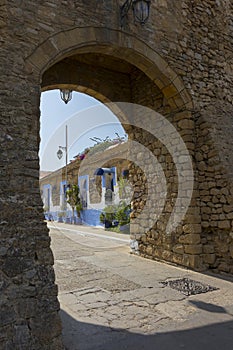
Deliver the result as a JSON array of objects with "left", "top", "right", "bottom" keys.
[{"left": 37, "top": 28, "right": 198, "bottom": 270}]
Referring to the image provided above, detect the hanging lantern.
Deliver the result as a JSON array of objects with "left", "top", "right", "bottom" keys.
[
  {"left": 132, "top": 0, "right": 151, "bottom": 24},
  {"left": 57, "top": 149, "right": 63, "bottom": 160},
  {"left": 120, "top": 0, "right": 151, "bottom": 27},
  {"left": 60, "top": 89, "right": 72, "bottom": 104}
]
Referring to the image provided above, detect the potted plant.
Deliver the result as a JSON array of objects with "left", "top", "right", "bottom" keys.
[
  {"left": 57, "top": 211, "right": 65, "bottom": 223},
  {"left": 99, "top": 205, "right": 117, "bottom": 229}
]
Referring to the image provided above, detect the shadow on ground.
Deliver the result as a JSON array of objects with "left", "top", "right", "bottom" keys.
[{"left": 60, "top": 309, "right": 233, "bottom": 350}]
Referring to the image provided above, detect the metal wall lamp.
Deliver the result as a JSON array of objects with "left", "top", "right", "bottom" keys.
[
  {"left": 120, "top": 0, "right": 151, "bottom": 27},
  {"left": 60, "top": 89, "right": 72, "bottom": 104},
  {"left": 57, "top": 148, "right": 63, "bottom": 160}
]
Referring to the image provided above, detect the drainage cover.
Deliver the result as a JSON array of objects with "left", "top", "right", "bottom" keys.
[{"left": 161, "top": 278, "right": 219, "bottom": 296}]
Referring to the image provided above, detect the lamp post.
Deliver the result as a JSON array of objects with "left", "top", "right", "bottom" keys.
[
  {"left": 57, "top": 124, "right": 68, "bottom": 189},
  {"left": 120, "top": 0, "right": 151, "bottom": 27}
]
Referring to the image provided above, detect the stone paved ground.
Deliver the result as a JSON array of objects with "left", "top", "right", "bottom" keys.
[{"left": 49, "top": 223, "right": 233, "bottom": 350}]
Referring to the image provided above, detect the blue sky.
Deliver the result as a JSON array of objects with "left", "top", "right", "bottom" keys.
[{"left": 40, "top": 90, "right": 126, "bottom": 171}]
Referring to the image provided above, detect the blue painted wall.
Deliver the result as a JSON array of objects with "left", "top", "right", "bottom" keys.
[
  {"left": 46, "top": 208, "right": 103, "bottom": 227},
  {"left": 81, "top": 209, "right": 104, "bottom": 227}
]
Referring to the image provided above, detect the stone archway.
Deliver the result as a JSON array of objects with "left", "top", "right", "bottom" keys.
[
  {"left": 33, "top": 27, "right": 203, "bottom": 269},
  {"left": 26, "top": 24, "right": 211, "bottom": 269}
]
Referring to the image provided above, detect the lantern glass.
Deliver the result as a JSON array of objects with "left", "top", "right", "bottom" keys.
[
  {"left": 57, "top": 149, "right": 63, "bottom": 160},
  {"left": 60, "top": 89, "right": 72, "bottom": 104},
  {"left": 132, "top": 0, "right": 150, "bottom": 24}
]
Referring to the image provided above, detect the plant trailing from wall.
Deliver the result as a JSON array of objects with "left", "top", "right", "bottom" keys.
[{"left": 118, "top": 176, "right": 131, "bottom": 200}]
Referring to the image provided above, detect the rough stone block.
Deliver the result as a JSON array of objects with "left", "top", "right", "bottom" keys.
[
  {"left": 162, "top": 250, "right": 173, "bottom": 261},
  {"left": 183, "top": 223, "right": 202, "bottom": 234},
  {"left": 217, "top": 243, "right": 230, "bottom": 254},
  {"left": 172, "top": 253, "right": 184, "bottom": 266},
  {"left": 187, "top": 255, "right": 204, "bottom": 270},
  {"left": 203, "top": 244, "right": 215, "bottom": 254},
  {"left": 218, "top": 263, "right": 230, "bottom": 273},
  {"left": 203, "top": 254, "right": 216, "bottom": 265},
  {"left": 178, "top": 119, "right": 194, "bottom": 129},
  {"left": 184, "top": 244, "right": 202, "bottom": 255},
  {"left": 173, "top": 244, "right": 184, "bottom": 254},
  {"left": 218, "top": 221, "right": 231, "bottom": 229},
  {"left": 184, "top": 215, "right": 201, "bottom": 224},
  {"left": 146, "top": 245, "right": 153, "bottom": 256},
  {"left": 179, "top": 234, "right": 201, "bottom": 244}
]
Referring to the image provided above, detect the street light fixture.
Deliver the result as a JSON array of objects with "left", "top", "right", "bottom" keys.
[
  {"left": 60, "top": 89, "right": 72, "bottom": 104},
  {"left": 57, "top": 125, "right": 69, "bottom": 214},
  {"left": 120, "top": 0, "right": 151, "bottom": 27},
  {"left": 57, "top": 125, "right": 68, "bottom": 186},
  {"left": 57, "top": 148, "right": 63, "bottom": 160}
]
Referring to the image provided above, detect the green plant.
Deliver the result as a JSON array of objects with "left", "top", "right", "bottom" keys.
[
  {"left": 99, "top": 212, "right": 105, "bottom": 224},
  {"left": 100, "top": 202, "right": 131, "bottom": 228},
  {"left": 66, "top": 184, "right": 82, "bottom": 218},
  {"left": 75, "top": 202, "right": 83, "bottom": 218},
  {"left": 88, "top": 140, "right": 113, "bottom": 156},
  {"left": 99, "top": 204, "right": 118, "bottom": 223},
  {"left": 115, "top": 201, "right": 131, "bottom": 226},
  {"left": 118, "top": 176, "right": 131, "bottom": 200}
]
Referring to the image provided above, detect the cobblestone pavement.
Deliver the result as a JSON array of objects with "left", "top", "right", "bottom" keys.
[{"left": 49, "top": 223, "right": 233, "bottom": 350}]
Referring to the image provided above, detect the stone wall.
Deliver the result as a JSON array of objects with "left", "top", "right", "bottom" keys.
[
  {"left": 181, "top": 0, "right": 233, "bottom": 273},
  {"left": 127, "top": 71, "right": 202, "bottom": 269},
  {"left": 0, "top": 0, "right": 232, "bottom": 348}
]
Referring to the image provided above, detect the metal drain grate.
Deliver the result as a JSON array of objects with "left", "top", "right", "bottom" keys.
[{"left": 161, "top": 278, "right": 219, "bottom": 296}]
